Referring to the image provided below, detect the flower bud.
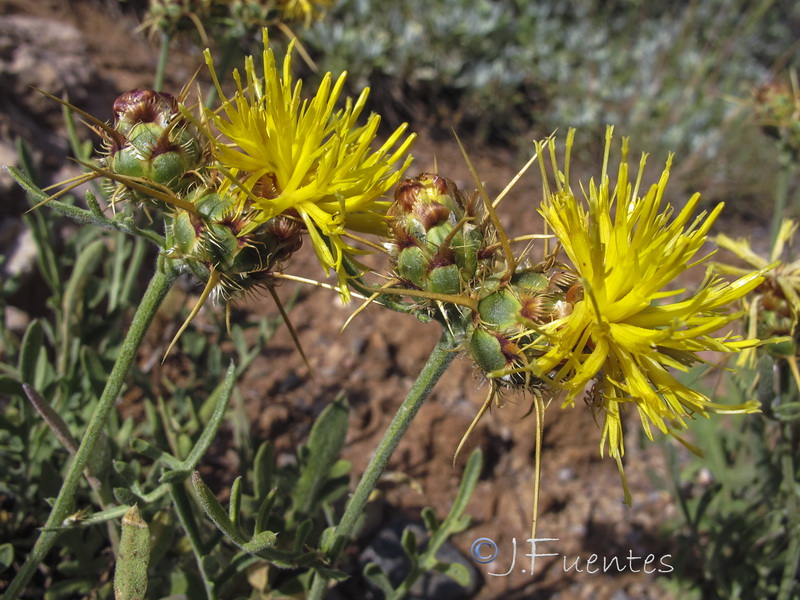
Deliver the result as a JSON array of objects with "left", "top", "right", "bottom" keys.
[
  {"left": 170, "top": 187, "right": 303, "bottom": 298},
  {"left": 106, "top": 89, "right": 203, "bottom": 199},
  {"left": 468, "top": 269, "right": 581, "bottom": 387},
  {"left": 388, "top": 173, "right": 484, "bottom": 295}
]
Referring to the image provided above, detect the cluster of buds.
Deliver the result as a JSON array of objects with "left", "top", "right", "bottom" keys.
[
  {"left": 169, "top": 184, "right": 304, "bottom": 301},
  {"left": 92, "top": 88, "right": 307, "bottom": 303},
  {"left": 41, "top": 85, "right": 313, "bottom": 356},
  {"left": 469, "top": 268, "right": 580, "bottom": 380},
  {"left": 387, "top": 174, "right": 487, "bottom": 299},
  {"left": 385, "top": 172, "right": 582, "bottom": 390}
]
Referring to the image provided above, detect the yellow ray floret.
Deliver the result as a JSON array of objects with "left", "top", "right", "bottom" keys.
[
  {"left": 199, "top": 29, "right": 416, "bottom": 301},
  {"left": 504, "top": 127, "right": 769, "bottom": 502}
]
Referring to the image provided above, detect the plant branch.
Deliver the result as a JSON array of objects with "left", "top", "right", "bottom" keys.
[
  {"left": 5, "top": 256, "right": 179, "bottom": 599},
  {"left": 308, "top": 331, "right": 459, "bottom": 600}
]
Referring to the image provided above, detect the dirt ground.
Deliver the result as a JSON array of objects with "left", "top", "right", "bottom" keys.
[{"left": 0, "top": 1, "right": 712, "bottom": 598}]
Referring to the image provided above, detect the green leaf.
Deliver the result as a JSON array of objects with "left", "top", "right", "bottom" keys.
[
  {"left": 254, "top": 488, "right": 279, "bottom": 536},
  {"left": 242, "top": 531, "right": 279, "bottom": 554},
  {"left": 293, "top": 519, "right": 313, "bottom": 553},
  {"left": 18, "top": 319, "right": 44, "bottom": 385},
  {"left": 43, "top": 579, "right": 95, "bottom": 600},
  {"left": 401, "top": 527, "right": 419, "bottom": 561},
  {"left": 253, "top": 441, "right": 274, "bottom": 499},
  {"left": 181, "top": 361, "right": 236, "bottom": 470},
  {"left": 159, "top": 469, "right": 192, "bottom": 484},
  {"left": 229, "top": 476, "right": 243, "bottom": 529},
  {"left": 292, "top": 393, "right": 349, "bottom": 517},
  {"left": 114, "top": 487, "right": 140, "bottom": 506},
  {"left": 0, "top": 543, "right": 14, "bottom": 573},
  {"left": 433, "top": 561, "right": 471, "bottom": 586},
  {"left": 79, "top": 346, "right": 108, "bottom": 399},
  {"left": 62, "top": 238, "right": 106, "bottom": 334},
  {"left": 192, "top": 471, "right": 247, "bottom": 545},
  {"left": 363, "top": 562, "right": 395, "bottom": 597},
  {"left": 114, "top": 505, "right": 150, "bottom": 600},
  {"left": 130, "top": 438, "right": 182, "bottom": 469},
  {"left": 15, "top": 137, "right": 38, "bottom": 182},
  {"left": 421, "top": 506, "right": 439, "bottom": 535}
]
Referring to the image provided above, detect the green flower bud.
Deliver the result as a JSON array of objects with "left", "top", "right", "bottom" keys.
[
  {"left": 106, "top": 89, "right": 203, "bottom": 199},
  {"left": 113, "top": 89, "right": 177, "bottom": 136},
  {"left": 388, "top": 172, "right": 486, "bottom": 295}
]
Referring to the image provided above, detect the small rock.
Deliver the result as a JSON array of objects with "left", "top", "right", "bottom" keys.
[{"left": 0, "top": 16, "right": 95, "bottom": 116}]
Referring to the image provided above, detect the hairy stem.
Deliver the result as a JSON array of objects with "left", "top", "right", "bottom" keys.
[
  {"left": 170, "top": 482, "right": 218, "bottom": 600},
  {"left": 770, "top": 148, "right": 793, "bottom": 247},
  {"left": 154, "top": 30, "right": 172, "bottom": 92},
  {"left": 308, "top": 331, "right": 459, "bottom": 600}
]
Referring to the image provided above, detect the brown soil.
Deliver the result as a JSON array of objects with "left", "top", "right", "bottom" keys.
[{"left": 0, "top": 1, "right": 690, "bottom": 599}]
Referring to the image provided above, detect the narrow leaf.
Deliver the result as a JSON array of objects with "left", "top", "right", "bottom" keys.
[
  {"left": 292, "top": 393, "right": 349, "bottom": 516},
  {"left": 18, "top": 319, "right": 44, "bottom": 385},
  {"left": 229, "top": 476, "right": 243, "bottom": 529},
  {"left": 241, "top": 531, "right": 279, "bottom": 554},
  {"left": 433, "top": 561, "right": 471, "bottom": 586},
  {"left": 363, "top": 562, "right": 395, "bottom": 597},
  {"left": 253, "top": 441, "right": 274, "bottom": 499},
  {"left": 181, "top": 361, "right": 236, "bottom": 470},
  {"left": 191, "top": 471, "right": 247, "bottom": 545}
]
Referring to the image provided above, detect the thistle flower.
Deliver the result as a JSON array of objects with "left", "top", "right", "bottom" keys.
[
  {"left": 275, "top": 0, "right": 334, "bottom": 25},
  {"left": 197, "top": 29, "right": 416, "bottom": 301},
  {"left": 504, "top": 127, "right": 768, "bottom": 501},
  {"left": 713, "top": 219, "right": 800, "bottom": 367}
]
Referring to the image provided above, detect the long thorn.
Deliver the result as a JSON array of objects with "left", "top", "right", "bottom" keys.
[
  {"left": 372, "top": 285, "right": 479, "bottom": 312},
  {"left": 34, "top": 88, "right": 120, "bottom": 142},
  {"left": 27, "top": 171, "right": 101, "bottom": 212},
  {"left": 341, "top": 291, "right": 382, "bottom": 333},
  {"left": 491, "top": 150, "right": 539, "bottom": 210},
  {"left": 80, "top": 163, "right": 199, "bottom": 213},
  {"left": 269, "top": 272, "right": 367, "bottom": 300},
  {"left": 164, "top": 268, "right": 220, "bottom": 361},
  {"left": 267, "top": 286, "right": 313, "bottom": 375},
  {"left": 454, "top": 132, "right": 516, "bottom": 280},
  {"left": 454, "top": 384, "right": 496, "bottom": 466},
  {"left": 531, "top": 392, "right": 546, "bottom": 540}
]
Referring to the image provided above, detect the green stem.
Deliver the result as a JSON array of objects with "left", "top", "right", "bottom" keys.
[
  {"left": 169, "top": 482, "right": 218, "bottom": 600},
  {"left": 154, "top": 30, "right": 172, "bottom": 92},
  {"left": 4, "top": 257, "right": 179, "bottom": 599},
  {"left": 770, "top": 148, "right": 793, "bottom": 247},
  {"left": 777, "top": 419, "right": 800, "bottom": 600},
  {"left": 308, "top": 331, "right": 458, "bottom": 600}
]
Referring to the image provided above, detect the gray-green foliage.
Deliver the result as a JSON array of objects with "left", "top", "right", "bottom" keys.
[
  {"left": 305, "top": 0, "right": 796, "bottom": 158},
  {"left": 660, "top": 356, "right": 800, "bottom": 600}
]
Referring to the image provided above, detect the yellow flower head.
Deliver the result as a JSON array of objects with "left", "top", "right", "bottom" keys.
[
  {"left": 712, "top": 219, "right": 799, "bottom": 367},
  {"left": 275, "top": 0, "right": 334, "bottom": 25},
  {"left": 519, "top": 127, "right": 767, "bottom": 501},
  {"left": 200, "top": 29, "right": 415, "bottom": 301}
]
